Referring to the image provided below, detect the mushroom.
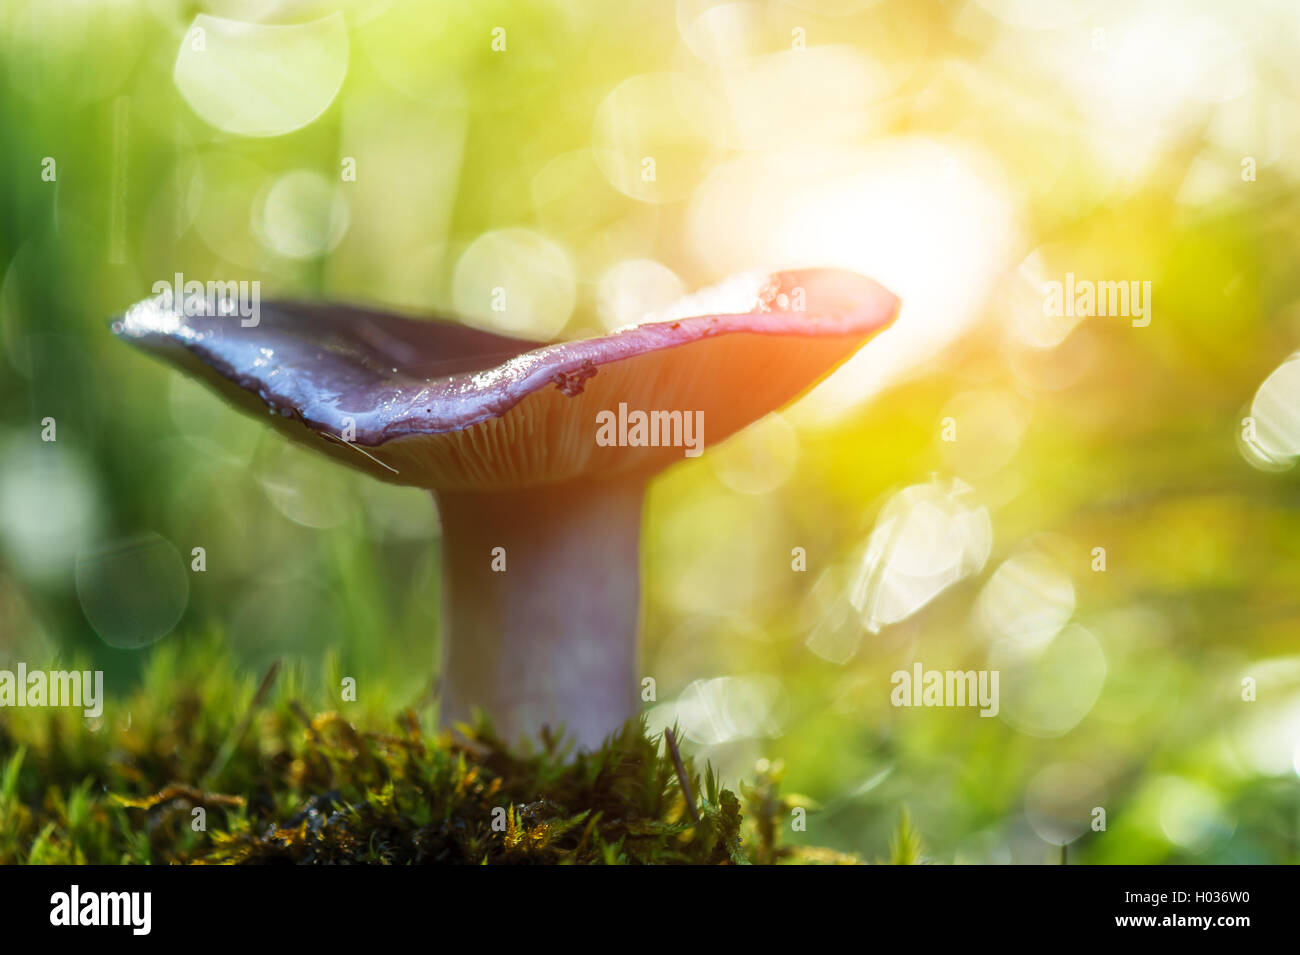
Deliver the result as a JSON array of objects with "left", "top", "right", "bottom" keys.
[{"left": 112, "top": 268, "right": 898, "bottom": 748}]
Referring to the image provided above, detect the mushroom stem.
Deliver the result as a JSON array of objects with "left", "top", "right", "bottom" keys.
[{"left": 434, "top": 476, "right": 646, "bottom": 749}]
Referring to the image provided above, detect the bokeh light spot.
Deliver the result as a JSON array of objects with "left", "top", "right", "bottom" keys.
[
  {"left": 709, "top": 413, "right": 799, "bottom": 496},
  {"left": 991, "top": 623, "right": 1106, "bottom": 737},
  {"left": 671, "top": 674, "right": 788, "bottom": 745},
  {"left": 75, "top": 533, "right": 188, "bottom": 649},
  {"left": 452, "top": 228, "right": 576, "bottom": 338},
  {"left": 592, "top": 72, "right": 722, "bottom": 203},
  {"left": 851, "top": 477, "right": 992, "bottom": 632},
  {"left": 1024, "top": 762, "right": 1106, "bottom": 847},
  {"left": 174, "top": 13, "right": 349, "bottom": 137},
  {"left": 0, "top": 437, "right": 100, "bottom": 585},
  {"left": 257, "top": 169, "right": 350, "bottom": 260},
  {"left": 595, "top": 258, "right": 685, "bottom": 331},
  {"left": 974, "top": 545, "right": 1075, "bottom": 654},
  {"left": 1244, "top": 354, "right": 1300, "bottom": 468},
  {"left": 1154, "top": 776, "right": 1232, "bottom": 852}
]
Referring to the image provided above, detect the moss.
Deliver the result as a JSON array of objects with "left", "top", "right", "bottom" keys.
[{"left": 0, "top": 639, "right": 876, "bottom": 865}]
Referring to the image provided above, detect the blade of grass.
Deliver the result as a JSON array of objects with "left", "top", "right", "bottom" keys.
[
  {"left": 201, "top": 659, "right": 281, "bottom": 787},
  {"left": 663, "top": 727, "right": 700, "bottom": 824}
]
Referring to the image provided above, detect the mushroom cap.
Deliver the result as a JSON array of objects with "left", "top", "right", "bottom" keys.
[{"left": 112, "top": 269, "right": 898, "bottom": 492}]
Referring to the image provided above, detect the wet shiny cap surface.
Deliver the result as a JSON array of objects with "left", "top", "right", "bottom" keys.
[{"left": 113, "top": 268, "right": 898, "bottom": 491}]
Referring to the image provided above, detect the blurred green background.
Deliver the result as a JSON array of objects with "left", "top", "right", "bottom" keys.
[{"left": 3, "top": 0, "right": 1300, "bottom": 863}]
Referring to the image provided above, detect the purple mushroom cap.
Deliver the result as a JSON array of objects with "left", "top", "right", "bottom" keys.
[{"left": 113, "top": 268, "right": 898, "bottom": 491}]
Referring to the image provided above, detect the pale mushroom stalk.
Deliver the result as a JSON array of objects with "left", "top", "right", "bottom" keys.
[
  {"left": 112, "top": 269, "right": 898, "bottom": 749},
  {"left": 436, "top": 478, "right": 644, "bottom": 745}
]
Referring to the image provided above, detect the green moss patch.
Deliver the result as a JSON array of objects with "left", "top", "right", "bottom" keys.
[{"left": 0, "top": 641, "right": 893, "bottom": 865}]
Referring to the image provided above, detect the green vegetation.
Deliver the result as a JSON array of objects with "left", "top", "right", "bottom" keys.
[
  {"left": 0, "top": 640, "right": 901, "bottom": 864},
  {"left": 3, "top": 1, "right": 1300, "bottom": 865}
]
